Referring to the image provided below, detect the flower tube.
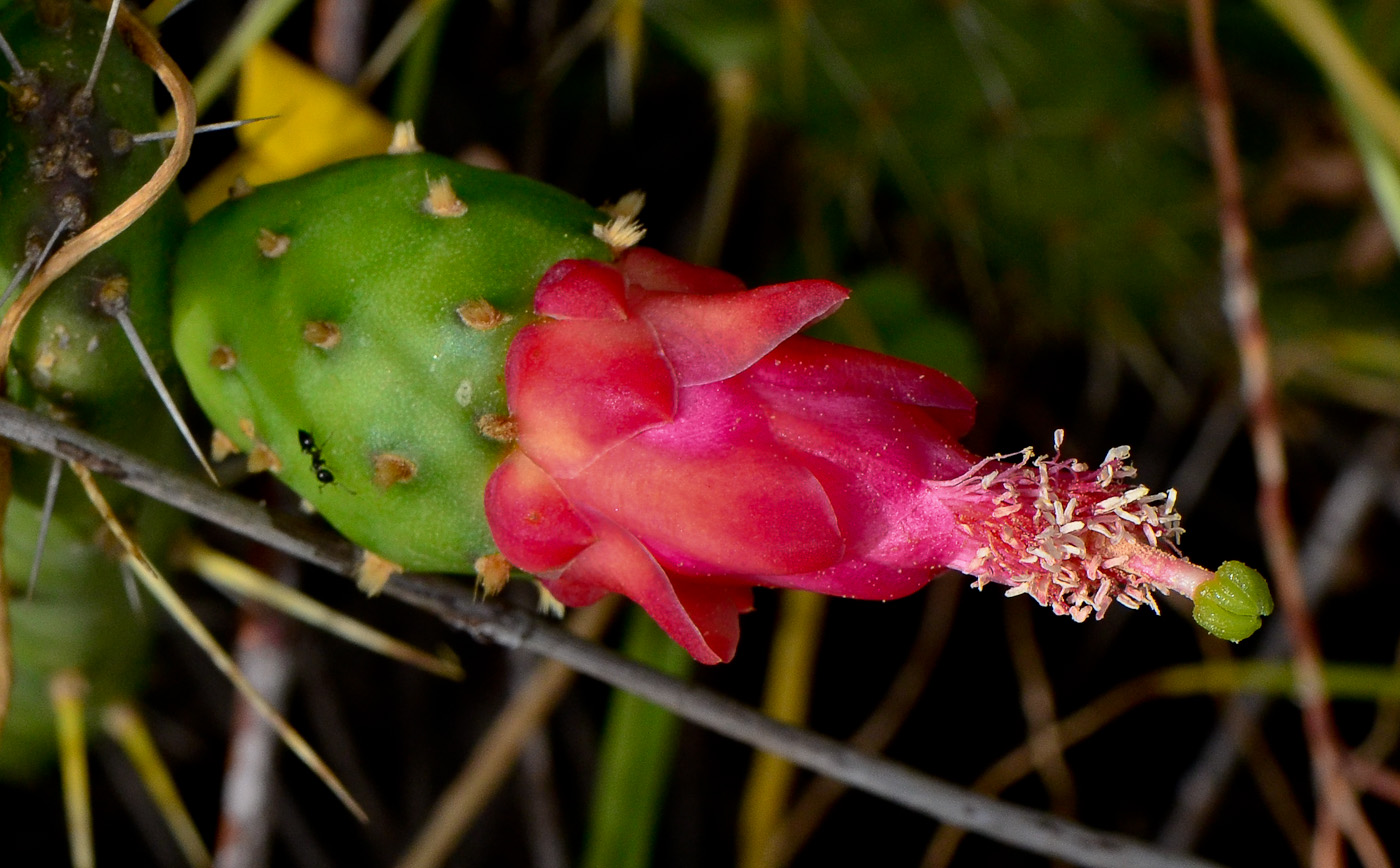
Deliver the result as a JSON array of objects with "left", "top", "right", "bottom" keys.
[{"left": 484, "top": 248, "right": 1270, "bottom": 663}]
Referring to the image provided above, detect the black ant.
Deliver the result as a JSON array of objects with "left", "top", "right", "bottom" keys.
[{"left": 298, "top": 428, "right": 336, "bottom": 486}]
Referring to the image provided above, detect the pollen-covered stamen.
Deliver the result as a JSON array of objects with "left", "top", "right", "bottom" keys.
[{"left": 937, "top": 440, "right": 1197, "bottom": 620}]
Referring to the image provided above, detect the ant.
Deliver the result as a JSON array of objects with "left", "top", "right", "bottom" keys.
[{"left": 298, "top": 428, "right": 336, "bottom": 487}]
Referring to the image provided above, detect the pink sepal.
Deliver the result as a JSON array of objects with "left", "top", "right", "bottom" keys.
[
  {"left": 749, "top": 337, "right": 977, "bottom": 436},
  {"left": 483, "top": 451, "right": 595, "bottom": 573},
  {"left": 534, "top": 259, "right": 629, "bottom": 321},
  {"left": 618, "top": 247, "right": 746, "bottom": 296},
  {"left": 543, "top": 518, "right": 747, "bottom": 663},
  {"left": 507, "top": 320, "right": 676, "bottom": 477},
  {"left": 636, "top": 280, "right": 848, "bottom": 386}
]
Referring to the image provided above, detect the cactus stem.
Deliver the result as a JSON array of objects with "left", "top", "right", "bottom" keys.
[
  {"left": 229, "top": 176, "right": 255, "bottom": 200},
  {"left": 422, "top": 174, "right": 467, "bottom": 218},
  {"left": 26, "top": 454, "right": 64, "bottom": 598},
  {"left": 456, "top": 299, "right": 510, "bottom": 331},
  {"left": 473, "top": 553, "right": 511, "bottom": 596},
  {"left": 372, "top": 453, "right": 418, "bottom": 490},
  {"left": 454, "top": 379, "right": 474, "bottom": 407},
  {"left": 0, "top": 26, "right": 26, "bottom": 77},
  {"left": 77, "top": 0, "right": 123, "bottom": 106},
  {"left": 211, "top": 429, "right": 240, "bottom": 461},
  {"left": 302, "top": 320, "right": 342, "bottom": 349},
  {"left": 2, "top": 216, "right": 71, "bottom": 310},
  {"left": 210, "top": 345, "right": 238, "bottom": 370},
  {"left": 238, "top": 418, "right": 256, "bottom": 439},
  {"left": 388, "top": 121, "right": 423, "bottom": 155},
  {"left": 476, "top": 413, "right": 518, "bottom": 442},
  {"left": 257, "top": 228, "right": 291, "bottom": 258},
  {"left": 98, "top": 276, "right": 220, "bottom": 484}
]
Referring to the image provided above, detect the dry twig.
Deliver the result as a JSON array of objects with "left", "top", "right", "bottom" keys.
[{"left": 1186, "top": 1, "right": 1390, "bottom": 864}]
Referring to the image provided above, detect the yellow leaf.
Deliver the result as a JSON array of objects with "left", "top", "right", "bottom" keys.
[{"left": 187, "top": 42, "right": 396, "bottom": 219}]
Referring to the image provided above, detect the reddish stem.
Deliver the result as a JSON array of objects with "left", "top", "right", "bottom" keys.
[{"left": 1185, "top": 1, "right": 1390, "bottom": 865}]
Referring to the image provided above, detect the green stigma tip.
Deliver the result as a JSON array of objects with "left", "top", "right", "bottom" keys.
[{"left": 1192, "top": 561, "right": 1274, "bottom": 642}]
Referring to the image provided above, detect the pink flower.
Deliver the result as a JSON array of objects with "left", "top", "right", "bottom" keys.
[{"left": 484, "top": 249, "right": 1232, "bottom": 663}]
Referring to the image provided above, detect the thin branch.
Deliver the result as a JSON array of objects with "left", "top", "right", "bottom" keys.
[
  {"left": 0, "top": 399, "right": 1225, "bottom": 868},
  {"left": 1186, "top": 1, "right": 1390, "bottom": 865}
]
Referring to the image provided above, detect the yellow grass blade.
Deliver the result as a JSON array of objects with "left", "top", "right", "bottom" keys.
[
  {"left": 173, "top": 536, "right": 462, "bottom": 681},
  {"left": 102, "top": 702, "right": 212, "bottom": 868},
  {"left": 67, "top": 463, "right": 367, "bottom": 822},
  {"left": 52, "top": 670, "right": 93, "bottom": 868}
]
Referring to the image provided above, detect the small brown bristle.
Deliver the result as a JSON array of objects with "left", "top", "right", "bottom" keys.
[
  {"left": 454, "top": 379, "right": 474, "bottom": 407},
  {"left": 474, "top": 553, "right": 512, "bottom": 596},
  {"left": 237, "top": 418, "right": 256, "bottom": 439},
  {"left": 56, "top": 194, "right": 88, "bottom": 232},
  {"left": 32, "top": 348, "right": 56, "bottom": 382},
  {"left": 356, "top": 551, "right": 403, "bottom": 596},
  {"left": 422, "top": 175, "right": 467, "bottom": 218},
  {"left": 456, "top": 299, "right": 510, "bottom": 331},
  {"left": 247, "top": 443, "right": 282, "bottom": 474},
  {"left": 303, "top": 320, "right": 342, "bottom": 349},
  {"left": 476, "top": 414, "right": 518, "bottom": 442},
  {"left": 95, "top": 275, "right": 130, "bottom": 316},
  {"left": 210, "top": 429, "right": 241, "bottom": 461},
  {"left": 372, "top": 453, "right": 418, "bottom": 490},
  {"left": 229, "top": 176, "right": 255, "bottom": 199},
  {"left": 388, "top": 121, "right": 424, "bottom": 155},
  {"left": 11, "top": 81, "right": 40, "bottom": 114},
  {"left": 108, "top": 128, "right": 133, "bottom": 155},
  {"left": 257, "top": 228, "right": 291, "bottom": 258},
  {"left": 210, "top": 345, "right": 238, "bottom": 370}
]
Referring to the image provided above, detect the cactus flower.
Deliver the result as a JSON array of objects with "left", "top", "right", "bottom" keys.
[{"left": 484, "top": 249, "right": 1264, "bottom": 663}]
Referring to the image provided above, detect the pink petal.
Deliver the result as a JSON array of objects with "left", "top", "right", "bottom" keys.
[
  {"left": 562, "top": 382, "right": 845, "bottom": 575},
  {"left": 547, "top": 518, "right": 747, "bottom": 663},
  {"left": 764, "top": 558, "right": 936, "bottom": 601},
  {"left": 618, "top": 247, "right": 747, "bottom": 296},
  {"left": 484, "top": 450, "right": 595, "bottom": 573},
  {"left": 507, "top": 320, "right": 677, "bottom": 477},
  {"left": 747, "top": 336, "right": 977, "bottom": 436},
  {"left": 635, "top": 280, "right": 849, "bottom": 386},
  {"left": 534, "top": 259, "right": 629, "bottom": 321}
]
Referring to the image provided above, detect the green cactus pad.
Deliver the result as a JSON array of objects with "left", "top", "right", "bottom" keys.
[
  {"left": 0, "top": 493, "right": 155, "bottom": 779},
  {"left": 172, "top": 153, "right": 614, "bottom": 572},
  {"left": 0, "top": 0, "right": 186, "bottom": 778},
  {"left": 1192, "top": 561, "right": 1274, "bottom": 643}
]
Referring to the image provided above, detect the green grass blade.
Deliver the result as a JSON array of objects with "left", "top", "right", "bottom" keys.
[{"left": 579, "top": 607, "right": 695, "bottom": 868}]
